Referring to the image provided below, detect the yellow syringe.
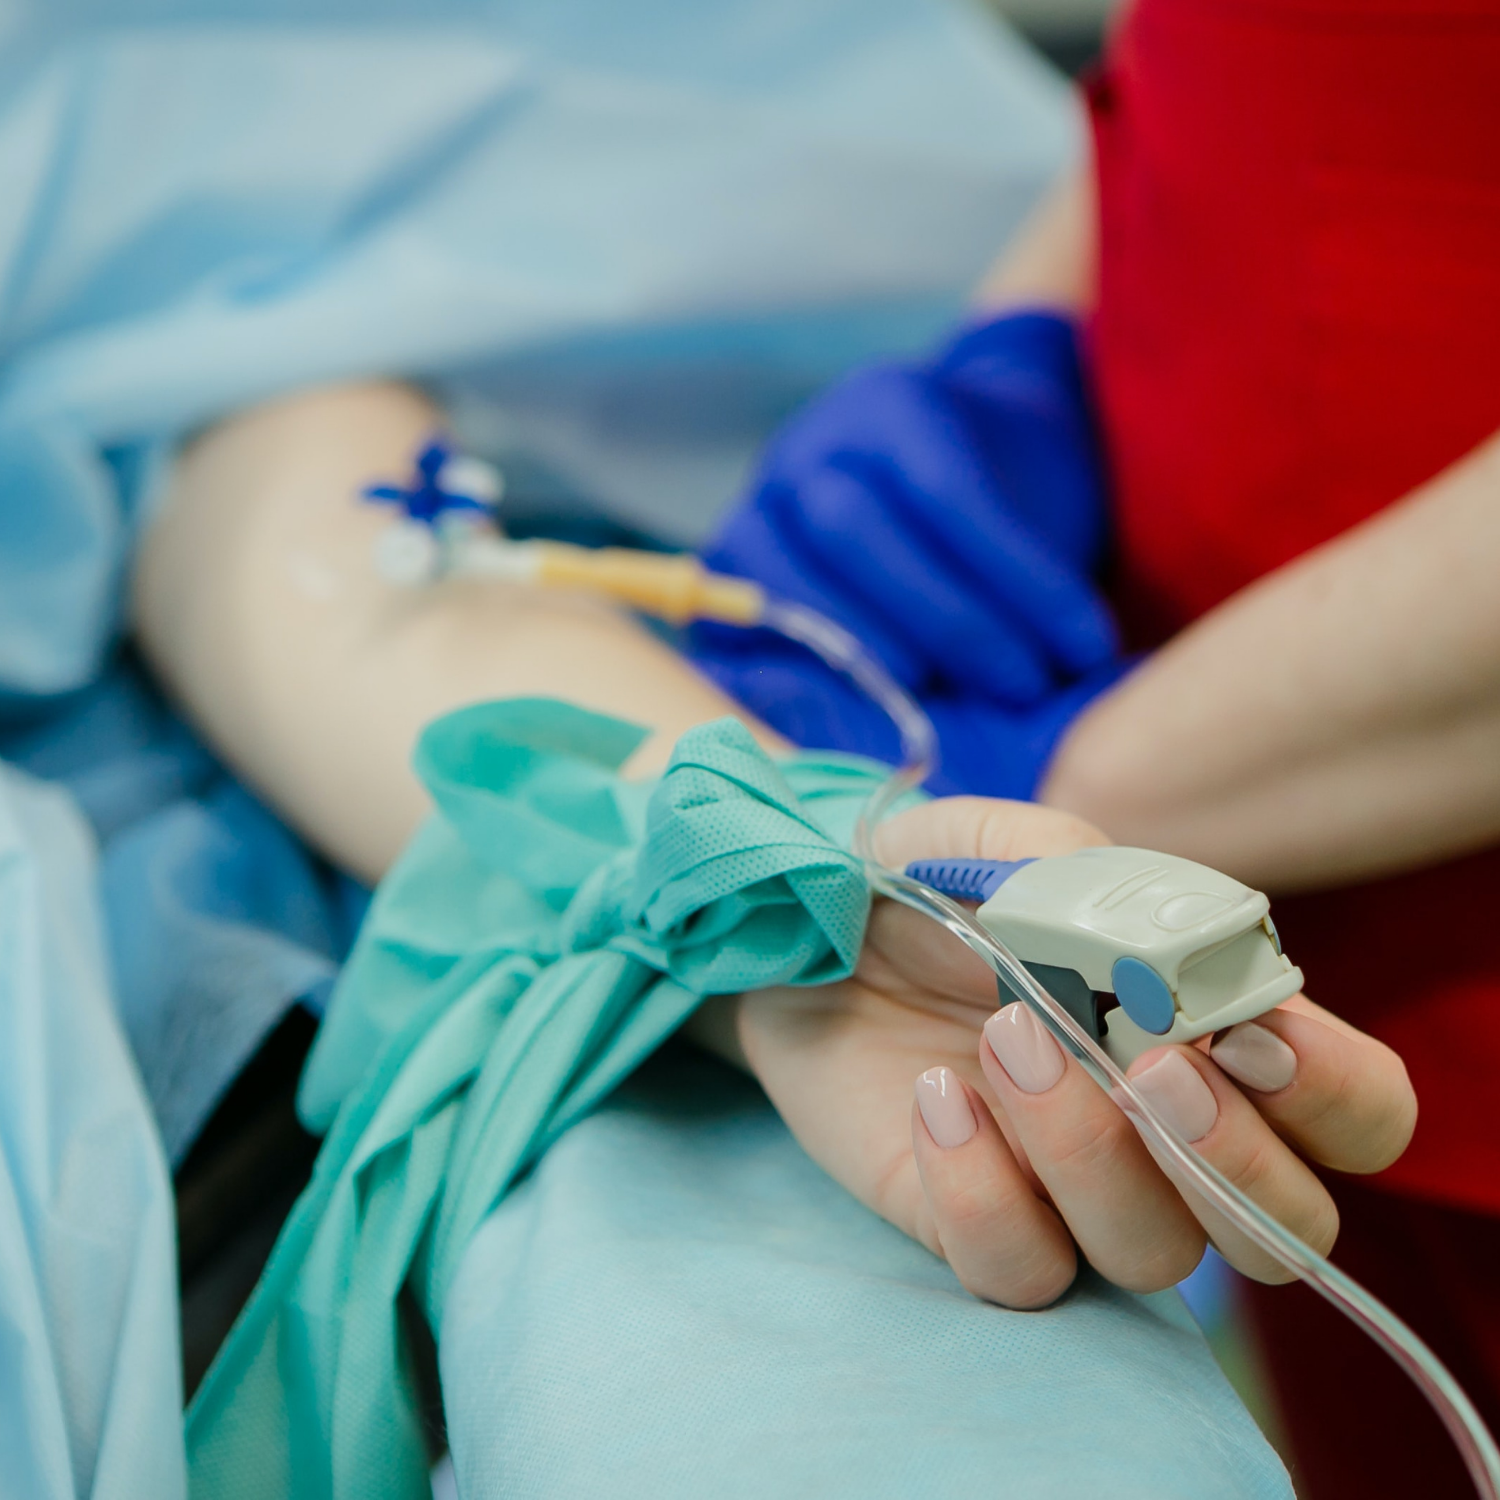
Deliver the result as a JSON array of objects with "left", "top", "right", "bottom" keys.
[
  {"left": 381, "top": 529, "right": 768, "bottom": 626},
  {"left": 521, "top": 540, "right": 766, "bottom": 626}
]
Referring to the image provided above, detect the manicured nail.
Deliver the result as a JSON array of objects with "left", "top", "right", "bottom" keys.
[
  {"left": 1210, "top": 1022, "right": 1297, "bottom": 1093},
  {"left": 915, "top": 1067, "right": 977, "bottom": 1148},
  {"left": 1132, "top": 1051, "right": 1219, "bottom": 1143},
  {"left": 983, "top": 1003, "right": 1065, "bottom": 1095}
]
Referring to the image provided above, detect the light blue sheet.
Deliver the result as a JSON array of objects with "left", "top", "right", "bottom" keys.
[
  {"left": 0, "top": 0, "right": 1078, "bottom": 703},
  {"left": 0, "top": 666, "right": 359, "bottom": 1166},
  {"left": 0, "top": 762, "right": 185, "bottom": 1500},
  {"left": 444, "top": 1047, "right": 1293, "bottom": 1500}
]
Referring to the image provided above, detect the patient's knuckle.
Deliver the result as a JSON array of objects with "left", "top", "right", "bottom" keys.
[
  {"left": 1043, "top": 1106, "right": 1130, "bottom": 1181},
  {"left": 974, "top": 799, "right": 1106, "bottom": 861},
  {"left": 871, "top": 1145, "right": 922, "bottom": 1227},
  {"left": 938, "top": 1173, "right": 1007, "bottom": 1235},
  {"left": 960, "top": 1247, "right": 1076, "bottom": 1311},
  {"left": 1315, "top": 1045, "right": 1364, "bottom": 1128},
  {"left": 1299, "top": 1040, "right": 1418, "bottom": 1174},
  {"left": 1345, "top": 1050, "right": 1417, "bottom": 1173},
  {"left": 1223, "top": 1133, "right": 1339, "bottom": 1257},
  {"left": 1300, "top": 1194, "right": 1341, "bottom": 1258},
  {"left": 1042, "top": 808, "right": 1111, "bottom": 853},
  {"left": 1236, "top": 1132, "right": 1279, "bottom": 1193},
  {"left": 1100, "top": 1233, "right": 1205, "bottom": 1296},
  {"left": 974, "top": 800, "right": 1027, "bottom": 858}
]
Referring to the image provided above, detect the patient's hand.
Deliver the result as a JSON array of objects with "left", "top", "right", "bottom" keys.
[{"left": 703, "top": 796, "right": 1417, "bottom": 1307}]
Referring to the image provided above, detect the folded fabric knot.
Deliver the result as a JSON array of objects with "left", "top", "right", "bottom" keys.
[
  {"left": 621, "top": 721, "right": 869, "bottom": 991},
  {"left": 187, "top": 698, "right": 894, "bottom": 1500}
]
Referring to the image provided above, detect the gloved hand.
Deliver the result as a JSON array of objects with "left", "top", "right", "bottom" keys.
[
  {"left": 695, "top": 641, "right": 1130, "bottom": 800},
  {"left": 695, "top": 310, "right": 1118, "bottom": 708}
]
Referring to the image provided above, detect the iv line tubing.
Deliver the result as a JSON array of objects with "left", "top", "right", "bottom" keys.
[{"left": 760, "top": 596, "right": 1500, "bottom": 1500}]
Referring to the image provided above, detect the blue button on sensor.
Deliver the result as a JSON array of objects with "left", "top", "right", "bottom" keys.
[{"left": 1111, "top": 956, "right": 1176, "bottom": 1035}]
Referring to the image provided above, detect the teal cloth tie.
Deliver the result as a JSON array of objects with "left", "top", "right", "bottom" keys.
[{"left": 186, "top": 698, "right": 893, "bottom": 1500}]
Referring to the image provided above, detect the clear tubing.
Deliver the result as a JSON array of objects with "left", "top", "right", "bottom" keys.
[
  {"left": 758, "top": 600, "right": 936, "bottom": 848},
  {"left": 759, "top": 595, "right": 1500, "bottom": 1500}
]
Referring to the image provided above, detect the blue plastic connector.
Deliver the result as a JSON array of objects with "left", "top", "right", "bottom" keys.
[
  {"left": 903, "top": 857, "right": 1034, "bottom": 903},
  {"left": 362, "top": 436, "right": 493, "bottom": 526}
]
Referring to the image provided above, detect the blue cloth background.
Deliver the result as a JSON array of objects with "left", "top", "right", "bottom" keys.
[
  {"left": 0, "top": 762, "right": 186, "bottom": 1500},
  {"left": 0, "top": 0, "right": 1078, "bottom": 1213},
  {"left": 0, "top": 664, "right": 361, "bottom": 1167},
  {"left": 0, "top": 0, "right": 1078, "bottom": 702}
]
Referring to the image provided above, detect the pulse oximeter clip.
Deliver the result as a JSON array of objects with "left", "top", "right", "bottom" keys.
[{"left": 907, "top": 849, "right": 1302, "bottom": 1066}]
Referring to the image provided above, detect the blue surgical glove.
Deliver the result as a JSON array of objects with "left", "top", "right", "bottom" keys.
[
  {"left": 696, "top": 310, "right": 1118, "bottom": 708},
  {"left": 695, "top": 643, "right": 1130, "bottom": 800}
]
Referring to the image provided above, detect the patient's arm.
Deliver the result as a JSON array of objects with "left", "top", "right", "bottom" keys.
[
  {"left": 133, "top": 382, "right": 780, "bottom": 884},
  {"left": 131, "top": 382, "right": 1411, "bottom": 1305}
]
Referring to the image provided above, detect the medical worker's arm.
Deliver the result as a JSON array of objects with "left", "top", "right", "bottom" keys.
[
  {"left": 1042, "top": 429, "right": 1500, "bottom": 891},
  {"left": 974, "top": 164, "right": 1094, "bottom": 315},
  {"left": 987, "top": 170, "right": 1500, "bottom": 892}
]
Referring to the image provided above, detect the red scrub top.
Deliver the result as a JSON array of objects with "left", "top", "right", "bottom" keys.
[{"left": 1087, "top": 0, "right": 1500, "bottom": 1211}]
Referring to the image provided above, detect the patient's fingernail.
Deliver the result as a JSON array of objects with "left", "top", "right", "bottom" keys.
[
  {"left": 1132, "top": 1051, "right": 1219, "bottom": 1143},
  {"left": 915, "top": 1067, "right": 977, "bottom": 1148},
  {"left": 983, "top": 1003, "right": 1065, "bottom": 1095},
  {"left": 1210, "top": 1022, "right": 1297, "bottom": 1093}
]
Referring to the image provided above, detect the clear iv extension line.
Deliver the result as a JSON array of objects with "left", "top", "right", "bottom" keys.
[{"left": 762, "top": 595, "right": 1500, "bottom": 1500}]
